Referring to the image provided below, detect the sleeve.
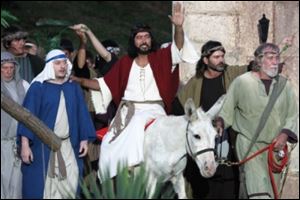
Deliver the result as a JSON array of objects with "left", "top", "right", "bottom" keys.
[
  {"left": 178, "top": 77, "right": 197, "bottom": 106},
  {"left": 171, "top": 35, "right": 200, "bottom": 65},
  {"left": 91, "top": 77, "right": 113, "bottom": 114},
  {"left": 171, "top": 97, "right": 185, "bottom": 116},
  {"left": 17, "top": 82, "right": 43, "bottom": 141},
  {"left": 28, "top": 54, "right": 45, "bottom": 75},
  {"left": 280, "top": 82, "right": 298, "bottom": 143},
  {"left": 229, "top": 65, "right": 248, "bottom": 78},
  {"left": 22, "top": 80, "right": 30, "bottom": 92},
  {"left": 73, "top": 56, "right": 90, "bottom": 78},
  {"left": 218, "top": 78, "right": 240, "bottom": 128},
  {"left": 75, "top": 84, "right": 96, "bottom": 141},
  {"left": 98, "top": 53, "right": 118, "bottom": 76},
  {"left": 280, "top": 129, "right": 297, "bottom": 143}
]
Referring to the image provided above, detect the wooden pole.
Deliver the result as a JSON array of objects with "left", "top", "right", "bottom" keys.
[{"left": 1, "top": 92, "right": 61, "bottom": 151}]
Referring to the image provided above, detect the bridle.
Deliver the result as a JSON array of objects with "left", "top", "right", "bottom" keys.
[
  {"left": 165, "top": 120, "right": 216, "bottom": 181},
  {"left": 185, "top": 120, "right": 216, "bottom": 159}
]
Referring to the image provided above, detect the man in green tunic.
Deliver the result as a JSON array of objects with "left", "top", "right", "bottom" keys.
[
  {"left": 217, "top": 43, "right": 298, "bottom": 199},
  {"left": 172, "top": 40, "right": 248, "bottom": 198}
]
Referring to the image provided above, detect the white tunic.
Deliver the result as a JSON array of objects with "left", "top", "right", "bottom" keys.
[
  {"left": 92, "top": 38, "right": 200, "bottom": 179},
  {"left": 91, "top": 37, "right": 200, "bottom": 114},
  {"left": 99, "top": 61, "right": 166, "bottom": 178},
  {"left": 43, "top": 92, "right": 79, "bottom": 199},
  {"left": 123, "top": 61, "right": 162, "bottom": 102}
]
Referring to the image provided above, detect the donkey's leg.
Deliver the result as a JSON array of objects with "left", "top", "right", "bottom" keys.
[
  {"left": 146, "top": 172, "right": 158, "bottom": 199},
  {"left": 170, "top": 173, "right": 187, "bottom": 199}
]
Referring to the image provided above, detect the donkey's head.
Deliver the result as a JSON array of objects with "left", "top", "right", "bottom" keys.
[{"left": 184, "top": 98, "right": 218, "bottom": 178}]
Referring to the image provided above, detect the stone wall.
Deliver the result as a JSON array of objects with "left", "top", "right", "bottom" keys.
[{"left": 179, "top": 1, "right": 299, "bottom": 198}]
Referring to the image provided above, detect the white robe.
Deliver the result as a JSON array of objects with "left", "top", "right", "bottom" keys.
[
  {"left": 92, "top": 38, "right": 199, "bottom": 179},
  {"left": 99, "top": 61, "right": 167, "bottom": 178},
  {"left": 43, "top": 92, "right": 78, "bottom": 199}
]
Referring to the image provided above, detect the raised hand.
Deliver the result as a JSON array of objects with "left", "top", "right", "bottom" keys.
[
  {"left": 168, "top": 2, "right": 185, "bottom": 27},
  {"left": 75, "top": 29, "right": 87, "bottom": 43},
  {"left": 69, "top": 24, "right": 89, "bottom": 33},
  {"left": 279, "top": 34, "right": 295, "bottom": 54},
  {"left": 281, "top": 35, "right": 294, "bottom": 47}
]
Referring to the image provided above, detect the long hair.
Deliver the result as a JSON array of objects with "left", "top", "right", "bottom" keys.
[
  {"left": 127, "top": 23, "right": 159, "bottom": 58},
  {"left": 196, "top": 40, "right": 226, "bottom": 78}
]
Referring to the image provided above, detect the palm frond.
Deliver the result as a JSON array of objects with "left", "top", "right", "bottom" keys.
[
  {"left": 1, "top": 9, "right": 18, "bottom": 28},
  {"left": 35, "top": 18, "right": 72, "bottom": 27},
  {"left": 80, "top": 164, "right": 175, "bottom": 199}
]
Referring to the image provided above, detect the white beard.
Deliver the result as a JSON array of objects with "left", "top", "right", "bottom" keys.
[{"left": 262, "top": 64, "right": 278, "bottom": 78}]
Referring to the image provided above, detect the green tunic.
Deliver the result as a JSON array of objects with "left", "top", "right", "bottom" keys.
[
  {"left": 178, "top": 65, "right": 247, "bottom": 106},
  {"left": 177, "top": 65, "right": 247, "bottom": 198},
  {"left": 219, "top": 72, "right": 298, "bottom": 198}
]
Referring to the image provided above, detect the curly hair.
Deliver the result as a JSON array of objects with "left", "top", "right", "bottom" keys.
[
  {"left": 196, "top": 40, "right": 226, "bottom": 78},
  {"left": 127, "top": 23, "right": 159, "bottom": 58},
  {"left": 2, "top": 25, "right": 28, "bottom": 49}
]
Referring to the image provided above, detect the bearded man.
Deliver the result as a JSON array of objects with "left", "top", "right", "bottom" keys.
[
  {"left": 71, "top": 3, "right": 199, "bottom": 178},
  {"left": 217, "top": 43, "right": 298, "bottom": 198},
  {"left": 173, "top": 40, "right": 248, "bottom": 198}
]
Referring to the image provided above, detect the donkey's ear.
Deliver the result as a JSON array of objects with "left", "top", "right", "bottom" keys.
[
  {"left": 197, "top": 107, "right": 207, "bottom": 120},
  {"left": 206, "top": 94, "right": 226, "bottom": 119},
  {"left": 184, "top": 98, "right": 198, "bottom": 121}
]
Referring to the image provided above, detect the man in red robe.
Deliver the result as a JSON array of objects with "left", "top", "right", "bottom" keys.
[{"left": 72, "top": 2, "right": 199, "bottom": 179}]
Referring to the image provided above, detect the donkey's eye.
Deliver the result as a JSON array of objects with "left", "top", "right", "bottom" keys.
[{"left": 193, "top": 135, "right": 201, "bottom": 140}]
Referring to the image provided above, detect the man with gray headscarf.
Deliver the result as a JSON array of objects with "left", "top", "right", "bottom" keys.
[
  {"left": 1, "top": 51, "right": 29, "bottom": 199},
  {"left": 216, "top": 43, "right": 298, "bottom": 199}
]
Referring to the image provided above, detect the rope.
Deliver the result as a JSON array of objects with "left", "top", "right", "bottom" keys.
[
  {"left": 225, "top": 142, "right": 288, "bottom": 199},
  {"left": 268, "top": 142, "right": 288, "bottom": 199}
]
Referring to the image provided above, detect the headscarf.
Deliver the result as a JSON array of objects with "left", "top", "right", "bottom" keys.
[
  {"left": 1, "top": 51, "right": 26, "bottom": 139},
  {"left": 31, "top": 49, "right": 72, "bottom": 84},
  {"left": 2, "top": 25, "right": 28, "bottom": 49},
  {"left": 1, "top": 51, "right": 22, "bottom": 83},
  {"left": 102, "top": 39, "right": 120, "bottom": 55}
]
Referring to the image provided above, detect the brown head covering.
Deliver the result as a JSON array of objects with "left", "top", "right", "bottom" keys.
[{"left": 2, "top": 25, "right": 28, "bottom": 49}]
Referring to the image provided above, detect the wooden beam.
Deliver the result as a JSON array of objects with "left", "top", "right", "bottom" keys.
[{"left": 1, "top": 91, "right": 61, "bottom": 151}]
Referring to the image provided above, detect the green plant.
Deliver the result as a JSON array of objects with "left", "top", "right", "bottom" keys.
[
  {"left": 34, "top": 18, "right": 72, "bottom": 52},
  {"left": 79, "top": 164, "right": 175, "bottom": 199},
  {"left": 1, "top": 9, "right": 18, "bottom": 28}
]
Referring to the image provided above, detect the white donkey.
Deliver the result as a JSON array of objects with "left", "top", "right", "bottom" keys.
[{"left": 144, "top": 96, "right": 225, "bottom": 198}]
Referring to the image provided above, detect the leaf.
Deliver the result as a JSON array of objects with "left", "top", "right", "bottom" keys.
[
  {"left": 79, "top": 163, "right": 175, "bottom": 199},
  {"left": 35, "top": 18, "right": 72, "bottom": 27},
  {"left": 1, "top": 10, "right": 19, "bottom": 21},
  {"left": 1, "top": 18, "right": 9, "bottom": 28},
  {"left": 49, "top": 35, "right": 61, "bottom": 50},
  {"left": 1, "top": 9, "right": 19, "bottom": 28}
]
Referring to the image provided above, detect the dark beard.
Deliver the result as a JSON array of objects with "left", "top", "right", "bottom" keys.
[
  {"left": 208, "top": 63, "right": 227, "bottom": 72},
  {"left": 136, "top": 44, "right": 151, "bottom": 55}
]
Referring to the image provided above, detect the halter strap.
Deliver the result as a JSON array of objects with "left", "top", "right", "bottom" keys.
[{"left": 185, "top": 120, "right": 216, "bottom": 159}]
